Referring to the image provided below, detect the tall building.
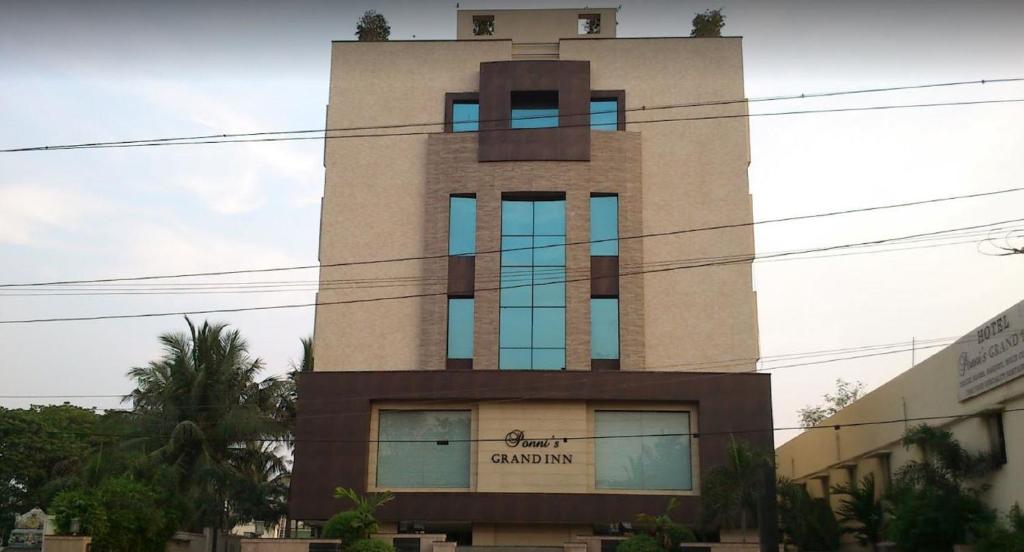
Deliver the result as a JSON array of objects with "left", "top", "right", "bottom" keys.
[{"left": 291, "top": 8, "right": 773, "bottom": 545}]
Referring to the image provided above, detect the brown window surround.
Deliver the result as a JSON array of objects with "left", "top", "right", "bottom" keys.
[
  {"left": 478, "top": 60, "right": 591, "bottom": 162},
  {"left": 591, "top": 90, "right": 626, "bottom": 131},
  {"left": 444, "top": 92, "right": 479, "bottom": 133}
]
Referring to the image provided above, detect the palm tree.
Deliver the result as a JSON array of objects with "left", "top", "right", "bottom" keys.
[
  {"left": 701, "top": 436, "right": 771, "bottom": 542},
  {"left": 832, "top": 474, "right": 884, "bottom": 551},
  {"left": 123, "top": 317, "right": 288, "bottom": 536}
]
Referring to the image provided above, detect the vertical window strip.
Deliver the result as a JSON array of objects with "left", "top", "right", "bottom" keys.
[
  {"left": 448, "top": 196, "right": 476, "bottom": 256},
  {"left": 591, "top": 298, "right": 620, "bottom": 360},
  {"left": 447, "top": 298, "right": 474, "bottom": 359},
  {"left": 590, "top": 195, "right": 618, "bottom": 256},
  {"left": 499, "top": 198, "right": 566, "bottom": 370}
]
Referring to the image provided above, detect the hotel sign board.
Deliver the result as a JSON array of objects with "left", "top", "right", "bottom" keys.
[{"left": 957, "top": 300, "right": 1024, "bottom": 401}]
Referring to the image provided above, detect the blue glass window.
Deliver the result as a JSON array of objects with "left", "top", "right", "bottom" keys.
[
  {"left": 499, "top": 198, "right": 566, "bottom": 370},
  {"left": 590, "top": 195, "right": 619, "bottom": 256},
  {"left": 452, "top": 102, "right": 479, "bottom": 133},
  {"left": 591, "top": 298, "right": 619, "bottom": 360},
  {"left": 449, "top": 196, "right": 476, "bottom": 256},
  {"left": 591, "top": 99, "right": 618, "bottom": 131},
  {"left": 447, "top": 298, "right": 474, "bottom": 359},
  {"left": 511, "top": 91, "right": 559, "bottom": 129}
]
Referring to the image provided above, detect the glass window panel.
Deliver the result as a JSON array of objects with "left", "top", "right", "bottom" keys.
[
  {"left": 595, "top": 411, "right": 691, "bottom": 491},
  {"left": 590, "top": 195, "right": 619, "bottom": 256},
  {"left": 499, "top": 308, "right": 531, "bottom": 348},
  {"left": 377, "top": 410, "right": 471, "bottom": 488},
  {"left": 501, "top": 236, "right": 533, "bottom": 266},
  {"left": 511, "top": 108, "right": 559, "bottom": 129},
  {"left": 499, "top": 348, "right": 532, "bottom": 370},
  {"left": 500, "top": 267, "right": 532, "bottom": 307},
  {"left": 452, "top": 102, "right": 479, "bottom": 133},
  {"left": 590, "top": 100, "right": 618, "bottom": 131},
  {"left": 591, "top": 298, "right": 619, "bottom": 360},
  {"left": 533, "top": 200, "right": 565, "bottom": 236},
  {"left": 533, "top": 268, "right": 565, "bottom": 307},
  {"left": 448, "top": 196, "right": 476, "bottom": 256},
  {"left": 534, "top": 236, "right": 566, "bottom": 266},
  {"left": 447, "top": 299, "right": 474, "bottom": 359},
  {"left": 532, "top": 308, "right": 565, "bottom": 349},
  {"left": 532, "top": 348, "right": 565, "bottom": 370},
  {"left": 501, "top": 201, "right": 533, "bottom": 235}
]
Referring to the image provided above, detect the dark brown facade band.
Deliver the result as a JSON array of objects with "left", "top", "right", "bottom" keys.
[
  {"left": 289, "top": 370, "right": 774, "bottom": 524},
  {"left": 478, "top": 60, "right": 591, "bottom": 162},
  {"left": 590, "top": 256, "right": 619, "bottom": 298}
]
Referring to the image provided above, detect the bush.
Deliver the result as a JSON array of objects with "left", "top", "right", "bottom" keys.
[
  {"left": 323, "top": 510, "right": 364, "bottom": 543},
  {"left": 662, "top": 522, "right": 696, "bottom": 548},
  {"left": 49, "top": 477, "right": 180, "bottom": 552},
  {"left": 347, "top": 539, "right": 395, "bottom": 552},
  {"left": 616, "top": 534, "right": 662, "bottom": 552},
  {"left": 977, "top": 503, "right": 1024, "bottom": 552}
]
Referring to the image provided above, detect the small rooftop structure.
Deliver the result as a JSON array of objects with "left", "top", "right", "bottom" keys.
[{"left": 456, "top": 8, "right": 617, "bottom": 42}]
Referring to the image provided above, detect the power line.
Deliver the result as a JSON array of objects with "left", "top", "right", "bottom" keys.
[
  {"left": 3, "top": 77, "right": 1022, "bottom": 153},
  {"left": 8, "top": 97, "right": 1024, "bottom": 152},
  {"left": 0, "top": 229, "right": 1010, "bottom": 297},
  {"left": 4, "top": 217, "right": 1019, "bottom": 323},
  {"left": 3, "top": 185, "right": 1021, "bottom": 289},
  {"left": 15, "top": 406, "right": 1024, "bottom": 445}
]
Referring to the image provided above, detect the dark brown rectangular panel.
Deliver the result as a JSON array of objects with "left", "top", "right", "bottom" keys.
[
  {"left": 290, "top": 370, "right": 773, "bottom": 524},
  {"left": 591, "top": 256, "right": 619, "bottom": 297},
  {"left": 446, "top": 358, "right": 473, "bottom": 371},
  {"left": 447, "top": 255, "right": 475, "bottom": 297},
  {"left": 591, "top": 90, "right": 626, "bottom": 131},
  {"left": 444, "top": 92, "right": 479, "bottom": 133},
  {"left": 591, "top": 359, "right": 620, "bottom": 371},
  {"left": 478, "top": 61, "right": 591, "bottom": 162}
]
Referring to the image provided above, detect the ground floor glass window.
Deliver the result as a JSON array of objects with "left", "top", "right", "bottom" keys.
[
  {"left": 595, "top": 411, "right": 692, "bottom": 491},
  {"left": 376, "top": 410, "right": 471, "bottom": 488}
]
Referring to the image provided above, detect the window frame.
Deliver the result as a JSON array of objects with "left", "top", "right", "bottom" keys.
[
  {"left": 499, "top": 194, "right": 567, "bottom": 371},
  {"left": 370, "top": 406, "right": 475, "bottom": 492},
  {"left": 592, "top": 407, "right": 698, "bottom": 493},
  {"left": 444, "top": 92, "right": 480, "bottom": 133},
  {"left": 590, "top": 90, "right": 626, "bottom": 131}
]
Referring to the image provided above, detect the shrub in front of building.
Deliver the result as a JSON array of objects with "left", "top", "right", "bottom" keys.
[
  {"left": 348, "top": 539, "right": 396, "bottom": 552},
  {"left": 616, "top": 534, "right": 662, "bottom": 552},
  {"left": 976, "top": 503, "right": 1024, "bottom": 552},
  {"left": 322, "top": 510, "right": 364, "bottom": 544}
]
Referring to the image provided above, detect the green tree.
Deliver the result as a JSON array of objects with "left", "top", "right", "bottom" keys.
[
  {"left": 0, "top": 404, "right": 103, "bottom": 540},
  {"left": 776, "top": 477, "right": 840, "bottom": 551},
  {"left": 690, "top": 9, "right": 725, "bottom": 37},
  {"left": 701, "top": 436, "right": 771, "bottom": 542},
  {"left": 356, "top": 10, "right": 390, "bottom": 41},
  {"left": 797, "top": 379, "right": 865, "bottom": 428},
  {"left": 886, "top": 425, "right": 995, "bottom": 551},
  {"left": 832, "top": 474, "right": 884, "bottom": 551},
  {"left": 124, "top": 317, "right": 288, "bottom": 535}
]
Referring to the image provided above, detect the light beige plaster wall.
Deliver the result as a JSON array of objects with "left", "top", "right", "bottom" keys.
[
  {"left": 316, "top": 40, "right": 510, "bottom": 371},
  {"left": 317, "top": 37, "right": 757, "bottom": 374},
  {"left": 473, "top": 523, "right": 593, "bottom": 546},
  {"left": 776, "top": 322, "right": 1024, "bottom": 514},
  {"left": 457, "top": 9, "right": 617, "bottom": 41},
  {"left": 561, "top": 38, "right": 758, "bottom": 372}
]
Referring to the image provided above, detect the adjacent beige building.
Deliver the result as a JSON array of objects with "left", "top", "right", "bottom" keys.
[
  {"left": 292, "top": 8, "right": 773, "bottom": 547},
  {"left": 776, "top": 299, "right": 1024, "bottom": 542}
]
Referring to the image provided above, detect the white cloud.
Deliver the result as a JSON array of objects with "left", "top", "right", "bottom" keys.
[{"left": 0, "top": 185, "right": 109, "bottom": 245}]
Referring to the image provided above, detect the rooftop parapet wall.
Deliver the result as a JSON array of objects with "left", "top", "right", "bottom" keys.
[{"left": 457, "top": 9, "right": 617, "bottom": 42}]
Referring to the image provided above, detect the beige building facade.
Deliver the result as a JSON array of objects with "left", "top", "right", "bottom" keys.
[
  {"left": 776, "top": 299, "right": 1024, "bottom": 540},
  {"left": 291, "top": 8, "right": 772, "bottom": 546}
]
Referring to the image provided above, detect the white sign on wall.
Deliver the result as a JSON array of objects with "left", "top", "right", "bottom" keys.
[{"left": 957, "top": 299, "right": 1024, "bottom": 401}]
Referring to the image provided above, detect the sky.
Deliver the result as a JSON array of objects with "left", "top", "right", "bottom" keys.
[{"left": 1, "top": 0, "right": 1023, "bottom": 445}]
